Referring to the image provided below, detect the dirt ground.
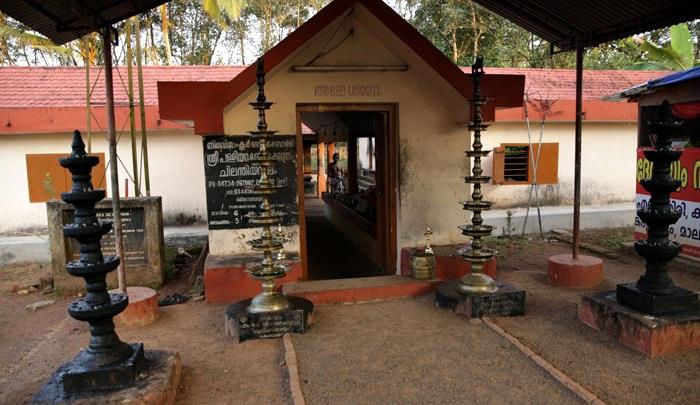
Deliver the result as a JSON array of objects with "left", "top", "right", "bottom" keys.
[{"left": 1, "top": 229, "right": 699, "bottom": 404}]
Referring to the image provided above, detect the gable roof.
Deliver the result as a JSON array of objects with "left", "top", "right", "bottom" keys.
[{"left": 157, "top": 0, "right": 525, "bottom": 134}]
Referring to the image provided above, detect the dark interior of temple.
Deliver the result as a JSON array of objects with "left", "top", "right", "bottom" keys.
[{"left": 300, "top": 110, "right": 386, "bottom": 280}]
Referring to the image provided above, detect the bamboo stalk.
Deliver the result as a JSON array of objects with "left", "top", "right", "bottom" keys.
[
  {"left": 102, "top": 28, "right": 127, "bottom": 292},
  {"left": 84, "top": 36, "right": 92, "bottom": 153},
  {"left": 126, "top": 18, "right": 140, "bottom": 197},
  {"left": 134, "top": 17, "right": 151, "bottom": 196}
]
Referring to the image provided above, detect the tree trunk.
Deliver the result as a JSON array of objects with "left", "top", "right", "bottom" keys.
[
  {"left": 161, "top": 5, "right": 173, "bottom": 65},
  {"left": 469, "top": 0, "right": 480, "bottom": 59}
]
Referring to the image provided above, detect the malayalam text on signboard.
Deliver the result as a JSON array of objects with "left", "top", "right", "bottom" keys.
[
  {"left": 635, "top": 147, "right": 700, "bottom": 258},
  {"left": 203, "top": 135, "right": 298, "bottom": 230}
]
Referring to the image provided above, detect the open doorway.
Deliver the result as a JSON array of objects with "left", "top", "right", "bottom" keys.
[{"left": 296, "top": 105, "right": 397, "bottom": 280}]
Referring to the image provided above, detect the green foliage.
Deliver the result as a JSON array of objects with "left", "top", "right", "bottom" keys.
[
  {"left": 0, "top": 0, "right": 696, "bottom": 71},
  {"left": 630, "top": 23, "right": 695, "bottom": 71},
  {"left": 0, "top": 13, "right": 77, "bottom": 65}
]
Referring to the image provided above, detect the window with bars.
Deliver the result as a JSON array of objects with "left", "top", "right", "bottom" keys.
[
  {"left": 492, "top": 143, "right": 559, "bottom": 185},
  {"left": 504, "top": 145, "right": 529, "bottom": 182}
]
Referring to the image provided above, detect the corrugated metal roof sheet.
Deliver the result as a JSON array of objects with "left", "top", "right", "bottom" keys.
[
  {"left": 0, "top": 0, "right": 171, "bottom": 45},
  {"left": 473, "top": 0, "right": 700, "bottom": 51},
  {"left": 648, "top": 66, "right": 700, "bottom": 90}
]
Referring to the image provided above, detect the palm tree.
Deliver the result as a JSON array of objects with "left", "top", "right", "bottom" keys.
[
  {"left": 0, "top": 12, "right": 76, "bottom": 65},
  {"left": 202, "top": 0, "right": 248, "bottom": 63}
]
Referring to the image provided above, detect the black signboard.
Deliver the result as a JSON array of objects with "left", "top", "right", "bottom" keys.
[
  {"left": 67, "top": 208, "right": 147, "bottom": 265},
  {"left": 203, "top": 135, "right": 298, "bottom": 230}
]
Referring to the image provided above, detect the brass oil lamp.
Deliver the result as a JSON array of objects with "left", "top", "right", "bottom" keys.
[
  {"left": 456, "top": 57, "right": 497, "bottom": 294},
  {"left": 245, "top": 58, "right": 291, "bottom": 314}
]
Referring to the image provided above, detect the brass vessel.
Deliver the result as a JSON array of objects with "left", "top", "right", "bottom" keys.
[
  {"left": 412, "top": 227, "right": 435, "bottom": 279},
  {"left": 245, "top": 58, "right": 291, "bottom": 314},
  {"left": 456, "top": 58, "right": 497, "bottom": 294}
]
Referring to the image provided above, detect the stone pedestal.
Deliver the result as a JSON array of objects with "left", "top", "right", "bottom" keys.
[
  {"left": 32, "top": 350, "right": 182, "bottom": 404},
  {"left": 47, "top": 197, "right": 165, "bottom": 294},
  {"left": 435, "top": 280, "right": 525, "bottom": 318},
  {"left": 548, "top": 254, "right": 603, "bottom": 288},
  {"left": 224, "top": 296, "right": 313, "bottom": 343},
  {"left": 580, "top": 291, "right": 700, "bottom": 357},
  {"left": 617, "top": 283, "right": 699, "bottom": 315},
  {"left": 114, "top": 287, "right": 160, "bottom": 327}
]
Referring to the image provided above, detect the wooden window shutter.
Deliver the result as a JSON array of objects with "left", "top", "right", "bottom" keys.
[
  {"left": 492, "top": 146, "right": 505, "bottom": 184},
  {"left": 26, "top": 153, "right": 106, "bottom": 203},
  {"left": 531, "top": 143, "right": 559, "bottom": 184}
]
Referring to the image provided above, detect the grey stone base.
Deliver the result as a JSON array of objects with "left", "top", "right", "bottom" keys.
[
  {"left": 32, "top": 350, "right": 182, "bottom": 404},
  {"left": 435, "top": 280, "right": 526, "bottom": 318},
  {"left": 224, "top": 296, "right": 314, "bottom": 343}
]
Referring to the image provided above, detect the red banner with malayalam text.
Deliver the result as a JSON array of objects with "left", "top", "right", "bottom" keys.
[{"left": 635, "top": 147, "right": 700, "bottom": 258}]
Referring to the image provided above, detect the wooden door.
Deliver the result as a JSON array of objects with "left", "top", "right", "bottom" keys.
[{"left": 373, "top": 112, "right": 394, "bottom": 273}]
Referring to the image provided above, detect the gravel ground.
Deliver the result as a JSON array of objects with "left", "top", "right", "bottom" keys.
[
  {"left": 0, "top": 299, "right": 291, "bottom": 405},
  {"left": 494, "top": 238, "right": 700, "bottom": 405},
  {"left": 292, "top": 296, "right": 581, "bottom": 404},
  {"left": 2, "top": 234, "right": 699, "bottom": 404}
]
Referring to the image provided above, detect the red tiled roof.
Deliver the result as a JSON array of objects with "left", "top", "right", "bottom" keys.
[
  {"left": 0, "top": 65, "right": 668, "bottom": 134},
  {"left": 0, "top": 65, "right": 666, "bottom": 109},
  {"left": 0, "top": 65, "right": 244, "bottom": 108},
  {"left": 477, "top": 67, "right": 668, "bottom": 101}
]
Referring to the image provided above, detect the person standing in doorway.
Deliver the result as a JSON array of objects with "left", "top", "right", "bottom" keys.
[{"left": 327, "top": 152, "right": 344, "bottom": 193}]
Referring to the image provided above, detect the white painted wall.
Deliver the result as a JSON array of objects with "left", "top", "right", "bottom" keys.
[
  {"left": 0, "top": 129, "right": 207, "bottom": 234},
  {"left": 482, "top": 121, "right": 638, "bottom": 208},
  {"left": 214, "top": 3, "right": 470, "bottom": 258}
]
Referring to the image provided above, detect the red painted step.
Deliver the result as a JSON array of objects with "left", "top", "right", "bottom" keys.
[{"left": 282, "top": 275, "right": 438, "bottom": 305}]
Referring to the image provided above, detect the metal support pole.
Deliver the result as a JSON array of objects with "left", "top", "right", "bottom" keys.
[
  {"left": 102, "top": 27, "right": 127, "bottom": 292},
  {"left": 134, "top": 17, "right": 151, "bottom": 196},
  {"left": 126, "top": 19, "right": 140, "bottom": 197},
  {"left": 572, "top": 46, "right": 584, "bottom": 259}
]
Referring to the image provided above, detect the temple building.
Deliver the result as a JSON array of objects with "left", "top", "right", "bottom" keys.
[{"left": 0, "top": 0, "right": 665, "bottom": 287}]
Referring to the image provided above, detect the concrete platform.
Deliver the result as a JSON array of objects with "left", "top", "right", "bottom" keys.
[
  {"left": 32, "top": 350, "right": 182, "bottom": 404},
  {"left": 579, "top": 291, "right": 700, "bottom": 357},
  {"left": 0, "top": 225, "right": 207, "bottom": 266},
  {"left": 283, "top": 275, "right": 437, "bottom": 305},
  {"left": 204, "top": 254, "right": 303, "bottom": 303},
  {"left": 548, "top": 254, "right": 603, "bottom": 288},
  {"left": 483, "top": 203, "right": 634, "bottom": 236}
]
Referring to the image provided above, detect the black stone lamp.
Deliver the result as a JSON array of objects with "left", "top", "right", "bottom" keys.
[
  {"left": 56, "top": 130, "right": 145, "bottom": 393},
  {"left": 617, "top": 101, "right": 699, "bottom": 315}
]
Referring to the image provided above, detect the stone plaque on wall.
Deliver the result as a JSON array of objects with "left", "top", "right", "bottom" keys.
[
  {"left": 47, "top": 197, "right": 165, "bottom": 293},
  {"left": 66, "top": 207, "right": 147, "bottom": 266}
]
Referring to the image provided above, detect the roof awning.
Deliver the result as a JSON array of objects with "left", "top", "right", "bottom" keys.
[
  {"left": 0, "top": 0, "right": 170, "bottom": 45},
  {"left": 608, "top": 67, "right": 700, "bottom": 101},
  {"left": 473, "top": 0, "right": 700, "bottom": 51}
]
